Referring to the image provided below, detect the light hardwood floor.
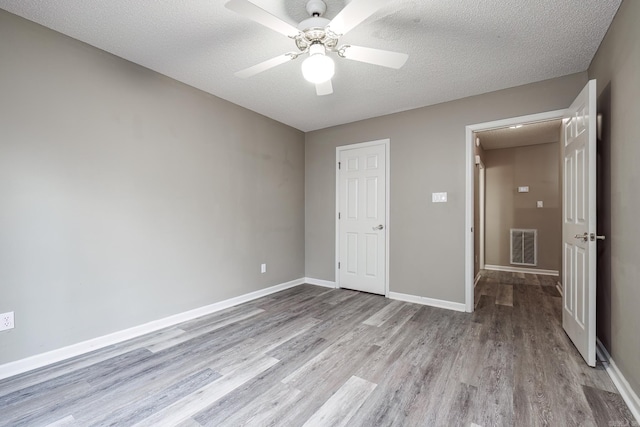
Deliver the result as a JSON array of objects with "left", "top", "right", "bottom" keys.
[{"left": 0, "top": 271, "right": 636, "bottom": 426}]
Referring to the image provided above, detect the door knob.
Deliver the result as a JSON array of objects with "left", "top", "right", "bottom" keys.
[
  {"left": 590, "top": 233, "right": 606, "bottom": 241},
  {"left": 574, "top": 233, "right": 588, "bottom": 242},
  {"left": 373, "top": 224, "right": 384, "bottom": 230}
]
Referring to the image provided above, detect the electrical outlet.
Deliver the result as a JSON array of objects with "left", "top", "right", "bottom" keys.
[
  {"left": 261, "top": 263, "right": 267, "bottom": 274},
  {"left": 0, "top": 312, "right": 14, "bottom": 331}
]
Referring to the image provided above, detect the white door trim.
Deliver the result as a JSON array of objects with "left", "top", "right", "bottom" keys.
[
  {"left": 478, "top": 158, "right": 486, "bottom": 270},
  {"left": 464, "top": 110, "right": 567, "bottom": 312},
  {"left": 336, "top": 139, "right": 390, "bottom": 296}
]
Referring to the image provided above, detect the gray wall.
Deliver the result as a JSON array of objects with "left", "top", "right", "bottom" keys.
[
  {"left": 484, "top": 143, "right": 561, "bottom": 271},
  {"left": 0, "top": 10, "right": 305, "bottom": 364},
  {"left": 588, "top": 0, "right": 640, "bottom": 399},
  {"left": 305, "top": 73, "right": 587, "bottom": 303}
]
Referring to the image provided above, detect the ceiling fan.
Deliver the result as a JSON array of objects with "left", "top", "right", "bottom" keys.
[{"left": 225, "top": 0, "right": 409, "bottom": 96}]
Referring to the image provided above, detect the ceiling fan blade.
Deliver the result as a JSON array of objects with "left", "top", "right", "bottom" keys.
[
  {"left": 235, "top": 53, "right": 297, "bottom": 79},
  {"left": 315, "top": 79, "right": 333, "bottom": 96},
  {"left": 340, "top": 45, "right": 408, "bottom": 69},
  {"left": 327, "top": 0, "right": 387, "bottom": 36},
  {"left": 225, "top": 0, "right": 300, "bottom": 38}
]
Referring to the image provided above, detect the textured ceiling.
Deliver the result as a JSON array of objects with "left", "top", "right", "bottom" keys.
[
  {"left": 477, "top": 120, "right": 562, "bottom": 151},
  {"left": 0, "top": 0, "right": 622, "bottom": 131}
]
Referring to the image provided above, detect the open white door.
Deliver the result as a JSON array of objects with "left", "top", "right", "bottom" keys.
[
  {"left": 562, "top": 79, "right": 598, "bottom": 367},
  {"left": 337, "top": 140, "right": 388, "bottom": 295}
]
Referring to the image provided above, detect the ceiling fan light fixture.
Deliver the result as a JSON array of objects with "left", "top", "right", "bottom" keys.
[{"left": 301, "top": 44, "right": 335, "bottom": 84}]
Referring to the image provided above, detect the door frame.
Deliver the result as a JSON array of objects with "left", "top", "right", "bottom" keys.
[
  {"left": 477, "top": 156, "right": 486, "bottom": 271},
  {"left": 335, "top": 139, "right": 391, "bottom": 296},
  {"left": 464, "top": 110, "right": 566, "bottom": 312}
]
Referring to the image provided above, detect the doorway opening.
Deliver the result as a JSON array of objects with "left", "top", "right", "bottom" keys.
[{"left": 464, "top": 110, "right": 567, "bottom": 312}]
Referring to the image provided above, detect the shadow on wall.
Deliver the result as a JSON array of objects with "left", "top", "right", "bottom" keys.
[{"left": 596, "top": 82, "right": 612, "bottom": 352}]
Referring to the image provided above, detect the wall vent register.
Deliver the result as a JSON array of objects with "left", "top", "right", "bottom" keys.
[{"left": 510, "top": 228, "right": 537, "bottom": 266}]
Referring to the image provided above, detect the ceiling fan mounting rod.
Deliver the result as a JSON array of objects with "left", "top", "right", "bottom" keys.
[{"left": 306, "top": 0, "right": 327, "bottom": 17}]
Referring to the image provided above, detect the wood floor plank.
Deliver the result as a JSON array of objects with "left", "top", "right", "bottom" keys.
[
  {"left": 194, "top": 337, "right": 329, "bottom": 425},
  {"left": 451, "top": 322, "right": 484, "bottom": 387},
  {"left": 578, "top": 361, "right": 619, "bottom": 393},
  {"left": 541, "top": 284, "right": 561, "bottom": 297},
  {"left": 471, "top": 338, "right": 514, "bottom": 427},
  {"left": 341, "top": 359, "right": 414, "bottom": 426},
  {"left": 149, "top": 309, "right": 307, "bottom": 363},
  {"left": 513, "top": 287, "right": 557, "bottom": 426},
  {"left": 527, "top": 273, "right": 541, "bottom": 286},
  {"left": 44, "top": 415, "right": 77, "bottom": 427},
  {"left": 282, "top": 324, "right": 380, "bottom": 391},
  {"left": 582, "top": 384, "right": 637, "bottom": 427},
  {"left": 317, "top": 288, "right": 361, "bottom": 305},
  {"left": 145, "top": 308, "right": 265, "bottom": 353},
  {"left": 404, "top": 313, "right": 474, "bottom": 426},
  {"left": 0, "top": 328, "right": 185, "bottom": 398},
  {"left": 10, "top": 349, "right": 222, "bottom": 427},
  {"left": 195, "top": 380, "right": 302, "bottom": 427},
  {"left": 131, "top": 355, "right": 279, "bottom": 427},
  {"left": 495, "top": 283, "right": 513, "bottom": 306},
  {"left": 538, "top": 275, "right": 558, "bottom": 287},
  {"left": 471, "top": 294, "right": 495, "bottom": 329},
  {"left": 82, "top": 368, "right": 220, "bottom": 426},
  {"left": 177, "top": 302, "right": 267, "bottom": 332},
  {"left": 302, "top": 375, "right": 377, "bottom": 427},
  {"left": 353, "top": 306, "right": 426, "bottom": 384},
  {"left": 228, "top": 383, "right": 302, "bottom": 427},
  {"left": 174, "top": 418, "right": 203, "bottom": 427},
  {"left": 370, "top": 303, "right": 421, "bottom": 346},
  {"left": 434, "top": 382, "right": 478, "bottom": 427},
  {"left": 479, "top": 278, "right": 498, "bottom": 297},
  {"left": 1, "top": 381, "right": 91, "bottom": 426},
  {"left": 362, "top": 300, "right": 405, "bottom": 327},
  {"left": 209, "top": 316, "right": 321, "bottom": 375}
]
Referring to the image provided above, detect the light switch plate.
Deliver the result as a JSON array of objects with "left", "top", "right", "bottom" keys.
[
  {"left": 518, "top": 186, "right": 529, "bottom": 193},
  {"left": 537, "top": 201, "right": 543, "bottom": 208},
  {"left": 432, "top": 192, "right": 447, "bottom": 203}
]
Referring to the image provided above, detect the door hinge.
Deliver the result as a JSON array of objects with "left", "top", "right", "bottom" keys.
[
  {"left": 338, "top": 162, "right": 341, "bottom": 170},
  {"left": 338, "top": 212, "right": 341, "bottom": 219},
  {"left": 338, "top": 262, "right": 341, "bottom": 269}
]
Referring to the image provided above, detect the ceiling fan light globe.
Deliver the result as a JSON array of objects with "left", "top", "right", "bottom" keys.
[{"left": 301, "top": 54, "right": 335, "bottom": 84}]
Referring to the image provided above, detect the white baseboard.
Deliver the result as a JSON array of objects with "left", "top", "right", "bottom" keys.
[
  {"left": 474, "top": 273, "right": 482, "bottom": 288},
  {"left": 484, "top": 264, "right": 559, "bottom": 277},
  {"left": 0, "top": 277, "right": 305, "bottom": 381},
  {"left": 596, "top": 338, "right": 640, "bottom": 424},
  {"left": 556, "top": 281, "right": 563, "bottom": 297},
  {"left": 388, "top": 292, "right": 466, "bottom": 312},
  {"left": 304, "top": 277, "right": 337, "bottom": 288}
]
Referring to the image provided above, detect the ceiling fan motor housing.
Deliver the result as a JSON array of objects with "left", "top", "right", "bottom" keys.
[
  {"left": 295, "top": 0, "right": 338, "bottom": 51},
  {"left": 295, "top": 17, "right": 337, "bottom": 51}
]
